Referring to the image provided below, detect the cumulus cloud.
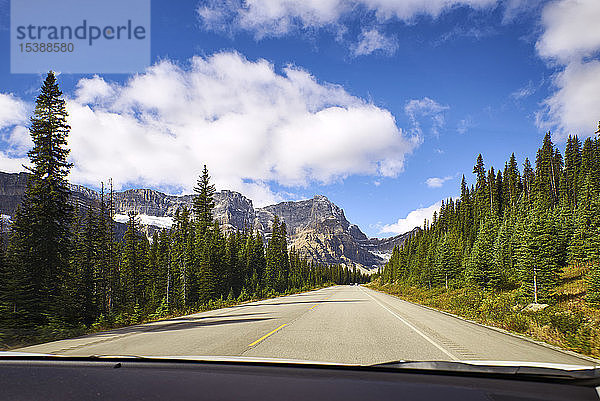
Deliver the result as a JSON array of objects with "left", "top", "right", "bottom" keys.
[
  {"left": 0, "top": 93, "right": 28, "bottom": 130},
  {"left": 379, "top": 199, "right": 443, "bottom": 235},
  {"left": 536, "top": 0, "right": 600, "bottom": 63},
  {"left": 74, "top": 75, "right": 115, "bottom": 104},
  {"left": 0, "top": 93, "right": 31, "bottom": 172},
  {"left": 536, "top": 0, "right": 600, "bottom": 138},
  {"left": 352, "top": 29, "right": 398, "bottom": 56},
  {"left": 0, "top": 52, "right": 417, "bottom": 206},
  {"left": 198, "top": 0, "right": 499, "bottom": 54},
  {"left": 426, "top": 175, "right": 453, "bottom": 188},
  {"left": 537, "top": 60, "right": 600, "bottom": 138},
  {"left": 405, "top": 97, "right": 449, "bottom": 137}
]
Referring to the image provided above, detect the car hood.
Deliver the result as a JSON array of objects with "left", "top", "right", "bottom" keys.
[{"left": 0, "top": 351, "right": 596, "bottom": 371}]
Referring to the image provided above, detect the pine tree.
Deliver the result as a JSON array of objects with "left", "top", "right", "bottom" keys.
[
  {"left": 564, "top": 135, "right": 582, "bottom": 208},
  {"left": 434, "top": 233, "right": 461, "bottom": 288},
  {"left": 192, "top": 166, "right": 218, "bottom": 304},
  {"left": 121, "top": 212, "right": 141, "bottom": 308},
  {"left": 493, "top": 216, "right": 516, "bottom": 287},
  {"left": 196, "top": 224, "right": 217, "bottom": 304},
  {"left": 276, "top": 221, "right": 290, "bottom": 291},
  {"left": 473, "top": 154, "right": 488, "bottom": 219},
  {"left": 71, "top": 206, "right": 99, "bottom": 325},
  {"left": 466, "top": 218, "right": 500, "bottom": 289},
  {"left": 6, "top": 71, "right": 74, "bottom": 331},
  {"left": 505, "top": 153, "right": 521, "bottom": 208},
  {"left": 522, "top": 158, "right": 534, "bottom": 203},
  {"left": 193, "top": 165, "right": 216, "bottom": 235},
  {"left": 251, "top": 232, "right": 266, "bottom": 294},
  {"left": 265, "top": 217, "right": 280, "bottom": 291}
]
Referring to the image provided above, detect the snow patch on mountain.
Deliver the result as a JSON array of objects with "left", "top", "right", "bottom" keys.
[
  {"left": 113, "top": 214, "right": 174, "bottom": 229},
  {"left": 369, "top": 250, "right": 392, "bottom": 262}
]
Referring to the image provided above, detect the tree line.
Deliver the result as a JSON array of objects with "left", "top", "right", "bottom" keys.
[
  {"left": 0, "top": 72, "right": 368, "bottom": 346},
  {"left": 381, "top": 125, "right": 600, "bottom": 304}
]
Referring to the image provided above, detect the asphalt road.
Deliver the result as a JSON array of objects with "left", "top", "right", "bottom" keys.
[{"left": 17, "top": 285, "right": 596, "bottom": 365}]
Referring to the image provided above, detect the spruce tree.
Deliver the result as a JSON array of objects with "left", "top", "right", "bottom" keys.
[
  {"left": 252, "top": 232, "right": 266, "bottom": 294},
  {"left": 6, "top": 71, "right": 73, "bottom": 331},
  {"left": 193, "top": 165, "right": 216, "bottom": 235},
  {"left": 522, "top": 158, "right": 534, "bottom": 203},
  {"left": 265, "top": 217, "right": 280, "bottom": 291},
  {"left": 473, "top": 154, "right": 488, "bottom": 219},
  {"left": 122, "top": 212, "right": 141, "bottom": 308}
]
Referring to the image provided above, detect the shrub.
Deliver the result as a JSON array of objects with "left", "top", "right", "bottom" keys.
[{"left": 504, "top": 313, "right": 530, "bottom": 333}]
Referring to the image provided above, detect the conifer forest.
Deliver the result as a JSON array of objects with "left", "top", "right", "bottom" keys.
[{"left": 381, "top": 128, "right": 600, "bottom": 301}]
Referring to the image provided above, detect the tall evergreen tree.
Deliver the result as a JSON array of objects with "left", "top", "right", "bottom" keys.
[
  {"left": 5, "top": 71, "right": 74, "bottom": 331},
  {"left": 473, "top": 154, "right": 488, "bottom": 219},
  {"left": 193, "top": 165, "right": 216, "bottom": 235},
  {"left": 265, "top": 217, "right": 280, "bottom": 291}
]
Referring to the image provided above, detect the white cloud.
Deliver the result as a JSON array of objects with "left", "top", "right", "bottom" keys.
[
  {"left": 426, "top": 175, "right": 453, "bottom": 188},
  {"left": 199, "top": 0, "right": 347, "bottom": 38},
  {"left": 0, "top": 93, "right": 28, "bottom": 130},
  {"left": 352, "top": 29, "right": 398, "bottom": 56},
  {"left": 379, "top": 199, "right": 443, "bottom": 235},
  {"left": 0, "top": 93, "right": 31, "bottom": 172},
  {"left": 537, "top": 60, "right": 600, "bottom": 138},
  {"left": 74, "top": 75, "right": 115, "bottom": 104},
  {"left": 362, "top": 0, "right": 497, "bottom": 21},
  {"left": 198, "top": 0, "right": 499, "bottom": 54},
  {"left": 405, "top": 97, "right": 449, "bottom": 137},
  {"left": 199, "top": 0, "right": 498, "bottom": 35},
  {"left": 536, "top": 0, "right": 600, "bottom": 138},
  {"left": 0, "top": 52, "right": 417, "bottom": 207},
  {"left": 0, "top": 152, "right": 29, "bottom": 173},
  {"left": 536, "top": 0, "right": 600, "bottom": 63}
]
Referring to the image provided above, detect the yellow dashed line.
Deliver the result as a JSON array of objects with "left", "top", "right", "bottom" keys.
[{"left": 248, "top": 324, "right": 287, "bottom": 347}]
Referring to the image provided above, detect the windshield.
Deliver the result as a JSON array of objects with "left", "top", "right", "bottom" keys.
[{"left": 0, "top": 0, "right": 599, "bottom": 369}]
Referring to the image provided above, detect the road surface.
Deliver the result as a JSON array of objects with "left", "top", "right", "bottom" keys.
[{"left": 17, "top": 285, "right": 595, "bottom": 365}]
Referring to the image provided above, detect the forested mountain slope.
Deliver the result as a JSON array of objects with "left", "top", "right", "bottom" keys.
[{"left": 382, "top": 130, "right": 600, "bottom": 303}]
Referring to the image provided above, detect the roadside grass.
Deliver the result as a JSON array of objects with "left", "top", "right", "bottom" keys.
[
  {"left": 1, "top": 283, "right": 335, "bottom": 350},
  {"left": 368, "top": 279, "right": 600, "bottom": 359}
]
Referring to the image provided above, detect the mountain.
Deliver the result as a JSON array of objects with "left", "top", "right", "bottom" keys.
[
  {"left": 255, "top": 195, "right": 416, "bottom": 269},
  {"left": 0, "top": 172, "right": 417, "bottom": 271}
]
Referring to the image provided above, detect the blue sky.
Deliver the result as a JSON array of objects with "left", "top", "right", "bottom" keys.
[{"left": 0, "top": 0, "right": 599, "bottom": 237}]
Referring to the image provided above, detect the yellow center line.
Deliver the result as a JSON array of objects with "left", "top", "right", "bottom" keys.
[
  {"left": 248, "top": 324, "right": 288, "bottom": 347},
  {"left": 308, "top": 291, "right": 335, "bottom": 310}
]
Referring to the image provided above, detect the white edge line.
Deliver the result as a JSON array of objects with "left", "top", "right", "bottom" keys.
[
  {"left": 369, "top": 286, "right": 600, "bottom": 366},
  {"left": 360, "top": 287, "right": 458, "bottom": 360}
]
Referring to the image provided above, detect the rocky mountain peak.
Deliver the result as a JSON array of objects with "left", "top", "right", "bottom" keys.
[{"left": 0, "top": 171, "right": 419, "bottom": 272}]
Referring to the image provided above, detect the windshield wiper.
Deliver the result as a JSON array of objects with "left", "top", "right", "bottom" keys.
[{"left": 371, "top": 360, "right": 600, "bottom": 381}]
